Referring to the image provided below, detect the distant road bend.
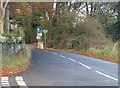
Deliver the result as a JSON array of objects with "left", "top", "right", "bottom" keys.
[{"left": 0, "top": 45, "right": 118, "bottom": 87}]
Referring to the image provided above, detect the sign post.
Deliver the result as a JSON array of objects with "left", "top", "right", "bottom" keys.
[{"left": 36, "top": 26, "right": 43, "bottom": 49}]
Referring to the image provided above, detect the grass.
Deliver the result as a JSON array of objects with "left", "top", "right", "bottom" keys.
[
  {"left": 1, "top": 44, "right": 31, "bottom": 75},
  {"left": 78, "top": 47, "right": 119, "bottom": 63},
  {"left": 34, "top": 42, "right": 119, "bottom": 63}
]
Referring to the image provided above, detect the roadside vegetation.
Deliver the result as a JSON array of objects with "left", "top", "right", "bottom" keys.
[
  {"left": 0, "top": 29, "right": 31, "bottom": 76},
  {"left": 8, "top": 2, "right": 119, "bottom": 63},
  {"left": 0, "top": 2, "right": 119, "bottom": 77},
  {"left": 2, "top": 44, "right": 31, "bottom": 76}
]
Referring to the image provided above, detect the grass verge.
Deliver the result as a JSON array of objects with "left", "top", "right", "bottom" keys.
[
  {"left": 36, "top": 44, "right": 119, "bottom": 64},
  {"left": 1, "top": 44, "right": 31, "bottom": 76}
]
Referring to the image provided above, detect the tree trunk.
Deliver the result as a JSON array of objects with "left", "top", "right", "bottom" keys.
[
  {"left": 0, "top": 0, "right": 9, "bottom": 35},
  {"left": 0, "top": 8, "right": 5, "bottom": 35},
  {"left": 0, "top": 18, "right": 4, "bottom": 35},
  {"left": 6, "top": 5, "right": 10, "bottom": 33}
]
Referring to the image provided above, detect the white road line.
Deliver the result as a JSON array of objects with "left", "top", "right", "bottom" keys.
[
  {"left": 2, "top": 83, "right": 10, "bottom": 85},
  {"left": 59, "top": 55, "right": 66, "bottom": 58},
  {"left": 1, "top": 77, "right": 10, "bottom": 87},
  {"left": 52, "top": 52, "right": 58, "bottom": 55},
  {"left": 2, "top": 84, "right": 10, "bottom": 87},
  {"left": 68, "top": 58, "right": 76, "bottom": 62},
  {"left": 1, "top": 77, "right": 9, "bottom": 80},
  {"left": 78, "top": 62, "right": 91, "bottom": 69},
  {"left": 1, "top": 80, "right": 9, "bottom": 82},
  {"left": 15, "top": 76, "right": 27, "bottom": 86},
  {"left": 96, "top": 71, "right": 118, "bottom": 81}
]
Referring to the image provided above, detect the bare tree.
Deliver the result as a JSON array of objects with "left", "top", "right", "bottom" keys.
[{"left": 0, "top": 0, "right": 9, "bottom": 35}]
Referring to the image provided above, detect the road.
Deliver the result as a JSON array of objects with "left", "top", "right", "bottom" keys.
[{"left": 0, "top": 46, "right": 119, "bottom": 87}]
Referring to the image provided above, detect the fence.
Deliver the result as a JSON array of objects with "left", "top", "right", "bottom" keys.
[{"left": 0, "top": 36, "right": 24, "bottom": 55}]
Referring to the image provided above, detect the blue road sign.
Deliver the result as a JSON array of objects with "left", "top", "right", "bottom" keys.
[{"left": 37, "top": 26, "right": 42, "bottom": 33}]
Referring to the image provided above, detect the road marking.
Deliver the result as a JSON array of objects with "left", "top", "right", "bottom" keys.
[
  {"left": 1, "top": 80, "right": 9, "bottom": 82},
  {"left": 15, "top": 76, "right": 27, "bottom": 86},
  {"left": 52, "top": 52, "right": 58, "bottom": 55},
  {"left": 68, "top": 58, "right": 76, "bottom": 62},
  {"left": 1, "top": 77, "right": 10, "bottom": 87},
  {"left": 48, "top": 52, "right": 118, "bottom": 82},
  {"left": 59, "top": 55, "right": 66, "bottom": 58},
  {"left": 96, "top": 71, "right": 118, "bottom": 81},
  {"left": 1, "top": 77, "right": 9, "bottom": 80},
  {"left": 78, "top": 62, "right": 91, "bottom": 69}
]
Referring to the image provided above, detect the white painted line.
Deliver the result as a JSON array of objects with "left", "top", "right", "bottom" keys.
[
  {"left": 1, "top": 80, "right": 9, "bottom": 82},
  {"left": 16, "top": 81, "right": 27, "bottom": 86},
  {"left": 78, "top": 62, "right": 91, "bottom": 69},
  {"left": 59, "top": 55, "right": 66, "bottom": 58},
  {"left": 15, "top": 76, "right": 23, "bottom": 81},
  {"left": 67, "top": 58, "right": 76, "bottom": 62},
  {"left": 2, "top": 84, "right": 10, "bottom": 87},
  {"left": 2, "top": 82, "right": 10, "bottom": 85},
  {"left": 68, "top": 58, "right": 74, "bottom": 61},
  {"left": 1, "top": 77, "right": 9, "bottom": 80},
  {"left": 1, "top": 77, "right": 10, "bottom": 87},
  {"left": 96, "top": 71, "right": 118, "bottom": 81},
  {"left": 15, "top": 76, "right": 27, "bottom": 86},
  {"left": 52, "top": 52, "right": 58, "bottom": 55}
]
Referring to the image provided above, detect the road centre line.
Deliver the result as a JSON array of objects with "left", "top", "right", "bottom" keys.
[
  {"left": 67, "top": 58, "right": 76, "bottom": 62},
  {"left": 15, "top": 76, "right": 27, "bottom": 86},
  {"left": 59, "top": 55, "right": 67, "bottom": 58},
  {"left": 96, "top": 71, "right": 118, "bottom": 81},
  {"left": 52, "top": 52, "right": 58, "bottom": 55},
  {"left": 59, "top": 55, "right": 91, "bottom": 69},
  {"left": 78, "top": 62, "right": 91, "bottom": 69},
  {"left": 51, "top": 52, "right": 117, "bottom": 81}
]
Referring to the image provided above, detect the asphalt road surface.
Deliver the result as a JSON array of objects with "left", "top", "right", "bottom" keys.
[{"left": 0, "top": 46, "right": 119, "bottom": 87}]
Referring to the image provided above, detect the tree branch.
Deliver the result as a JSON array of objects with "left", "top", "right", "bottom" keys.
[
  {"left": 0, "top": 0, "right": 3, "bottom": 9},
  {"left": 3, "top": 0, "right": 9, "bottom": 10}
]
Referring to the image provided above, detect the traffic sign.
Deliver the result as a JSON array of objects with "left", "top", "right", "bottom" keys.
[
  {"left": 37, "top": 33, "right": 42, "bottom": 36},
  {"left": 37, "top": 26, "right": 42, "bottom": 33},
  {"left": 36, "top": 36, "right": 41, "bottom": 39}
]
